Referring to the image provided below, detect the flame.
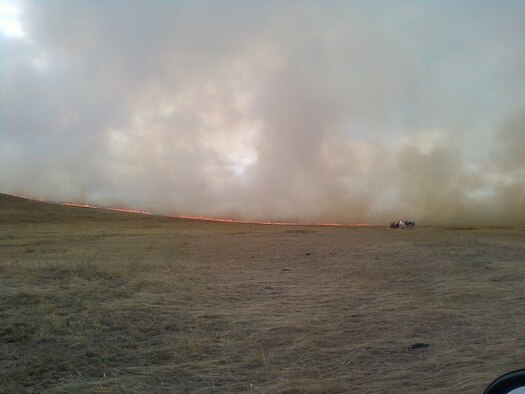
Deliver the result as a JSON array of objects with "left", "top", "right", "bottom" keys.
[
  {"left": 170, "top": 215, "right": 370, "bottom": 227},
  {"left": 60, "top": 202, "right": 371, "bottom": 226},
  {"left": 174, "top": 215, "right": 298, "bottom": 226},
  {"left": 8, "top": 194, "right": 371, "bottom": 227}
]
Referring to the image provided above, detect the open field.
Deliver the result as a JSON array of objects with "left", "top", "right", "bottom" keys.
[{"left": 1, "top": 194, "right": 524, "bottom": 393}]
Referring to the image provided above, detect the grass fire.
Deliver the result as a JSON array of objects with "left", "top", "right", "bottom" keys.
[{"left": 2, "top": 1, "right": 525, "bottom": 392}]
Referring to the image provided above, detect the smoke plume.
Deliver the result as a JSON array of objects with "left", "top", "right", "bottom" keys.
[{"left": 2, "top": 1, "right": 525, "bottom": 225}]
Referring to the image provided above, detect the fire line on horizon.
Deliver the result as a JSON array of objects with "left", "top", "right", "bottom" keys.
[{"left": 14, "top": 194, "right": 371, "bottom": 227}]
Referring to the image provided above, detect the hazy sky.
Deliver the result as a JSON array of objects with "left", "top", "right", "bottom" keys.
[{"left": 1, "top": 0, "right": 524, "bottom": 225}]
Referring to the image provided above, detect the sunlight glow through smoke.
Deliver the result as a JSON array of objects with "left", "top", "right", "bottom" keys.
[{"left": 0, "top": 1, "right": 25, "bottom": 38}]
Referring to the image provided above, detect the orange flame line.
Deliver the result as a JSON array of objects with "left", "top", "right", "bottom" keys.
[
  {"left": 9, "top": 194, "right": 372, "bottom": 227},
  {"left": 169, "top": 214, "right": 370, "bottom": 227}
]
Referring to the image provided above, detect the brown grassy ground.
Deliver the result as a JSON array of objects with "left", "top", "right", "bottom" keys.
[{"left": 1, "top": 193, "right": 524, "bottom": 393}]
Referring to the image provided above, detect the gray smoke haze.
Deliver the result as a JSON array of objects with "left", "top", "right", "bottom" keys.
[{"left": 2, "top": 0, "right": 525, "bottom": 225}]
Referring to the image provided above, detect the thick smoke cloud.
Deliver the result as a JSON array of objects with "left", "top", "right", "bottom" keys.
[{"left": 2, "top": 0, "right": 525, "bottom": 225}]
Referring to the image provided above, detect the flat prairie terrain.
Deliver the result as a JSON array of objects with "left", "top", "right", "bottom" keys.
[{"left": 1, "top": 194, "right": 524, "bottom": 393}]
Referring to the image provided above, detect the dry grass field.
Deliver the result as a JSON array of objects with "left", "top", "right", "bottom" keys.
[{"left": 1, "top": 193, "right": 524, "bottom": 393}]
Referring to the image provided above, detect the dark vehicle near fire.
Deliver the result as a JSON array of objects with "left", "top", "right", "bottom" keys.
[{"left": 390, "top": 220, "right": 415, "bottom": 228}]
